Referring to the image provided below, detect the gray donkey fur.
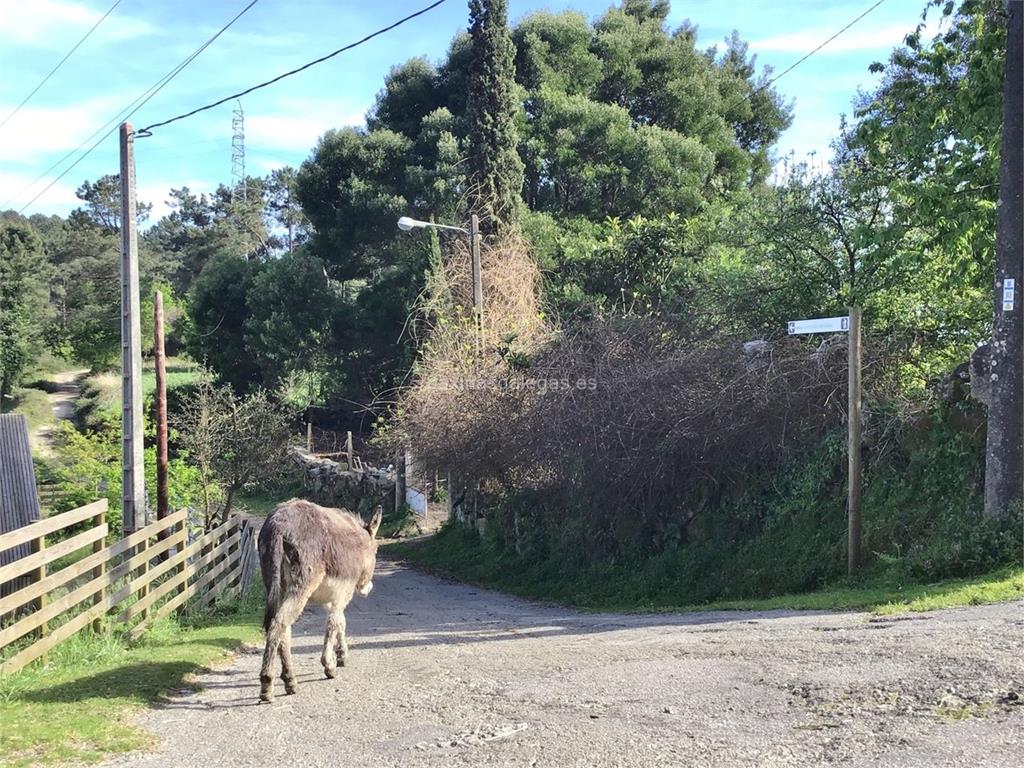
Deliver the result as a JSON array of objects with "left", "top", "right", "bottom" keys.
[{"left": 257, "top": 498, "right": 382, "bottom": 702}]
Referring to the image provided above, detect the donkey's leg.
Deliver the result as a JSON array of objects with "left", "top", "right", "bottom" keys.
[
  {"left": 264, "top": 592, "right": 308, "bottom": 698},
  {"left": 321, "top": 610, "right": 340, "bottom": 679},
  {"left": 260, "top": 619, "right": 284, "bottom": 702},
  {"left": 334, "top": 609, "right": 348, "bottom": 668},
  {"left": 279, "top": 624, "right": 297, "bottom": 695}
]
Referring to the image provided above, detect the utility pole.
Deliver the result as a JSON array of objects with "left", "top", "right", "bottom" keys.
[
  {"left": 984, "top": 1, "right": 1023, "bottom": 519},
  {"left": 154, "top": 290, "right": 169, "bottom": 526},
  {"left": 119, "top": 122, "right": 145, "bottom": 535},
  {"left": 470, "top": 213, "right": 483, "bottom": 345},
  {"left": 847, "top": 306, "right": 863, "bottom": 575}
]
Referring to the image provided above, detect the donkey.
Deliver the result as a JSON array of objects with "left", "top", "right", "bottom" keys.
[{"left": 257, "top": 498, "right": 383, "bottom": 702}]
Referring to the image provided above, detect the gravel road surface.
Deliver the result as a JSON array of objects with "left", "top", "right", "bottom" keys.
[{"left": 107, "top": 559, "right": 1023, "bottom": 767}]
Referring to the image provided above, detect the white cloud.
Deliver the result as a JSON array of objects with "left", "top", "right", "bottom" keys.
[
  {"left": 246, "top": 108, "right": 367, "bottom": 153},
  {"left": 752, "top": 17, "right": 940, "bottom": 55},
  {"left": 0, "top": 169, "right": 79, "bottom": 213},
  {"left": 0, "top": 97, "right": 121, "bottom": 163},
  {"left": 0, "top": 0, "right": 153, "bottom": 46},
  {"left": 137, "top": 178, "right": 214, "bottom": 221}
]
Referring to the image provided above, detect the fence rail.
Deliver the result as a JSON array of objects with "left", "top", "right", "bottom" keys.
[{"left": 0, "top": 501, "right": 257, "bottom": 676}]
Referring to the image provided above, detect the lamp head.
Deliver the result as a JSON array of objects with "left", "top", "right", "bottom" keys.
[{"left": 397, "top": 216, "right": 418, "bottom": 232}]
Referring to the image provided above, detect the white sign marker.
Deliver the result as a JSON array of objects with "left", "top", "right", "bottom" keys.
[
  {"left": 1002, "top": 278, "right": 1015, "bottom": 312},
  {"left": 788, "top": 316, "right": 850, "bottom": 335}
]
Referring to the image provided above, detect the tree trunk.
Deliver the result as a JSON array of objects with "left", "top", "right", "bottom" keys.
[{"left": 984, "top": 0, "right": 1024, "bottom": 519}]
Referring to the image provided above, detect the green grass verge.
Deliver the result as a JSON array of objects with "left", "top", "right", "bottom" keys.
[
  {"left": 386, "top": 526, "right": 1024, "bottom": 616},
  {"left": 235, "top": 480, "right": 304, "bottom": 517},
  {"left": 4, "top": 387, "right": 52, "bottom": 433},
  {"left": 0, "top": 593, "right": 263, "bottom": 768},
  {"left": 78, "top": 358, "right": 203, "bottom": 430}
]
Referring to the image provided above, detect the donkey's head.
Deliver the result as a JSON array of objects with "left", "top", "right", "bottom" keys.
[{"left": 356, "top": 505, "right": 383, "bottom": 597}]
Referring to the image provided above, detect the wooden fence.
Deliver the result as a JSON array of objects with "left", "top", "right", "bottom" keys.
[{"left": 0, "top": 500, "right": 258, "bottom": 676}]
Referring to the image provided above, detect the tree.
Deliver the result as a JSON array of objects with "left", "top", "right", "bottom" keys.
[
  {"left": 185, "top": 252, "right": 263, "bottom": 391},
  {"left": 175, "top": 380, "right": 294, "bottom": 528},
  {"left": 244, "top": 250, "right": 335, "bottom": 389},
  {"left": 467, "top": 0, "right": 524, "bottom": 233},
  {"left": 0, "top": 217, "right": 49, "bottom": 404},
  {"left": 68, "top": 174, "right": 152, "bottom": 233},
  {"left": 264, "top": 167, "right": 310, "bottom": 253}
]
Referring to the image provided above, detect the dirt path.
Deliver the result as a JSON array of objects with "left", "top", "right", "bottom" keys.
[
  {"left": 106, "top": 561, "right": 1022, "bottom": 768},
  {"left": 31, "top": 368, "right": 88, "bottom": 457}
]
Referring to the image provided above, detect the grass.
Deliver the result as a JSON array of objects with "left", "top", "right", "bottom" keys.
[
  {"left": 0, "top": 592, "right": 263, "bottom": 768},
  {"left": 234, "top": 484, "right": 301, "bottom": 516},
  {"left": 387, "top": 526, "right": 1024, "bottom": 617},
  {"left": 78, "top": 358, "right": 204, "bottom": 430},
  {"left": 692, "top": 567, "right": 1024, "bottom": 615},
  {"left": 4, "top": 387, "right": 53, "bottom": 433}
]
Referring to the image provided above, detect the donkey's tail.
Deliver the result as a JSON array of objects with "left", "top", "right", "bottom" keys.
[{"left": 260, "top": 524, "right": 284, "bottom": 633}]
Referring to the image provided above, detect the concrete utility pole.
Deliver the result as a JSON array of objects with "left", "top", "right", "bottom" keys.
[
  {"left": 154, "top": 290, "right": 169, "bottom": 525},
  {"left": 847, "top": 307, "right": 863, "bottom": 575},
  {"left": 984, "top": 1, "right": 1023, "bottom": 519},
  {"left": 119, "top": 122, "right": 145, "bottom": 535}
]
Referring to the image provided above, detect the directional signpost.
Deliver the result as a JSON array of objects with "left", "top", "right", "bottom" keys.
[{"left": 789, "top": 307, "right": 863, "bottom": 575}]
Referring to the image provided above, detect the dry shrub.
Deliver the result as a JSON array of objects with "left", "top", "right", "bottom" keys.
[{"left": 390, "top": 236, "right": 850, "bottom": 552}]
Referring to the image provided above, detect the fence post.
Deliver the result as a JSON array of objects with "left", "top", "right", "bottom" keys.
[
  {"left": 345, "top": 430, "right": 353, "bottom": 468},
  {"left": 307, "top": 421, "right": 313, "bottom": 452},
  {"left": 395, "top": 451, "right": 407, "bottom": 514},
  {"left": 91, "top": 507, "right": 106, "bottom": 633},
  {"left": 137, "top": 536, "right": 150, "bottom": 623},
  {"left": 30, "top": 535, "right": 48, "bottom": 663}
]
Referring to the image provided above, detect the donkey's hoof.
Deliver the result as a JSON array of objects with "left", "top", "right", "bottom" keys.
[
  {"left": 337, "top": 655, "right": 347, "bottom": 668},
  {"left": 260, "top": 692, "right": 274, "bottom": 703},
  {"left": 283, "top": 677, "right": 298, "bottom": 695},
  {"left": 324, "top": 667, "right": 337, "bottom": 679}
]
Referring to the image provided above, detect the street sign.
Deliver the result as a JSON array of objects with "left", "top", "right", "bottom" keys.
[
  {"left": 1002, "top": 278, "right": 1015, "bottom": 311},
  {"left": 787, "top": 316, "right": 850, "bottom": 335}
]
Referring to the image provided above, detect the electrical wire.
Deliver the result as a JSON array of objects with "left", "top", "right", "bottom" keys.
[
  {"left": 136, "top": 0, "right": 448, "bottom": 136},
  {"left": 10, "top": 0, "right": 260, "bottom": 213},
  {"left": 0, "top": 0, "right": 126, "bottom": 131},
  {"left": 715, "top": 0, "right": 889, "bottom": 124}
]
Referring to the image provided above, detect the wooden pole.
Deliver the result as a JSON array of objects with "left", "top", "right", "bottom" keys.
[
  {"left": 119, "top": 122, "right": 145, "bottom": 535},
  {"left": 154, "top": 291, "right": 169, "bottom": 527},
  {"left": 847, "top": 306, "right": 863, "bottom": 576},
  {"left": 345, "top": 430, "right": 353, "bottom": 467},
  {"left": 31, "top": 535, "right": 48, "bottom": 662},
  {"left": 984, "top": 0, "right": 1023, "bottom": 519},
  {"left": 91, "top": 507, "right": 105, "bottom": 633},
  {"left": 470, "top": 214, "right": 483, "bottom": 348},
  {"left": 306, "top": 420, "right": 313, "bottom": 452}
]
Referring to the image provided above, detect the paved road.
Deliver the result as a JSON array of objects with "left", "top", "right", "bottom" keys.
[{"left": 107, "top": 560, "right": 1023, "bottom": 768}]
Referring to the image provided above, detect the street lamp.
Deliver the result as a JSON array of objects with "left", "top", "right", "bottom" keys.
[
  {"left": 397, "top": 216, "right": 467, "bottom": 235},
  {"left": 397, "top": 214, "right": 483, "bottom": 338}
]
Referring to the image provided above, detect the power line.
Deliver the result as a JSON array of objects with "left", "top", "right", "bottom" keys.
[
  {"left": 0, "top": 0, "right": 126, "bottom": 132},
  {"left": 718, "top": 0, "right": 889, "bottom": 122},
  {"left": 136, "top": 0, "right": 448, "bottom": 136},
  {"left": 10, "top": 0, "right": 260, "bottom": 213}
]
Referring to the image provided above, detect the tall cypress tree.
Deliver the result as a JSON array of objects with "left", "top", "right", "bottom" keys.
[{"left": 467, "top": 0, "right": 524, "bottom": 234}]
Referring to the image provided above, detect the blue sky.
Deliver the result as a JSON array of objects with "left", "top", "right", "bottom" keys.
[{"left": 0, "top": 0, "right": 935, "bottom": 220}]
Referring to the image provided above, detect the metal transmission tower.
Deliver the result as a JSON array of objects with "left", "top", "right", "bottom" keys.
[{"left": 231, "top": 101, "right": 245, "bottom": 202}]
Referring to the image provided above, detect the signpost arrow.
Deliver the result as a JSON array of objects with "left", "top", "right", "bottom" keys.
[
  {"left": 787, "top": 316, "right": 849, "bottom": 335},
  {"left": 787, "top": 310, "right": 863, "bottom": 576}
]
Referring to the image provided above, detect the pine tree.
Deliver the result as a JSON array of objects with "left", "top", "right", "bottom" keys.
[{"left": 467, "top": 0, "right": 524, "bottom": 234}]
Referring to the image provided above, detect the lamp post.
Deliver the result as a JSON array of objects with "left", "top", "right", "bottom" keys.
[{"left": 397, "top": 215, "right": 483, "bottom": 335}]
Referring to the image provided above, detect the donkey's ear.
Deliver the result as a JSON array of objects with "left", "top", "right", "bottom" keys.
[{"left": 366, "top": 506, "right": 383, "bottom": 538}]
